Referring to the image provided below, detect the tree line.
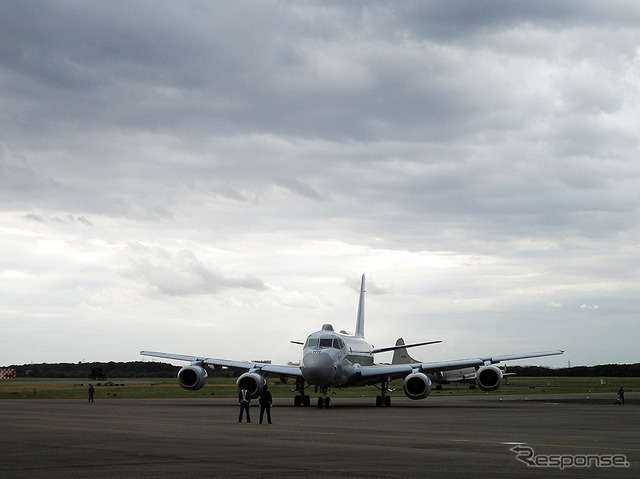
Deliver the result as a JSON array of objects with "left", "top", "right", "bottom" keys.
[
  {"left": 10, "top": 361, "right": 180, "bottom": 379},
  {"left": 5, "top": 361, "right": 640, "bottom": 379},
  {"left": 508, "top": 364, "right": 640, "bottom": 377}
]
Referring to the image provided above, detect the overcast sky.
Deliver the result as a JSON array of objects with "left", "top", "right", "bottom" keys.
[{"left": 2, "top": 1, "right": 639, "bottom": 368}]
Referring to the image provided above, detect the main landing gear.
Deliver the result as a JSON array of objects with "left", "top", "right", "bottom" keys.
[
  {"left": 293, "top": 378, "right": 311, "bottom": 406},
  {"left": 375, "top": 378, "right": 392, "bottom": 407},
  {"left": 294, "top": 394, "right": 311, "bottom": 407}
]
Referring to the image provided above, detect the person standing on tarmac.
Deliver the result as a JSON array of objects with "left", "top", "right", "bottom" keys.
[
  {"left": 238, "top": 388, "right": 251, "bottom": 423},
  {"left": 259, "top": 384, "right": 273, "bottom": 424}
]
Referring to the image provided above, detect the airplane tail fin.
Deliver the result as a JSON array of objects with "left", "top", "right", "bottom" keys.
[
  {"left": 391, "top": 338, "right": 420, "bottom": 364},
  {"left": 354, "top": 274, "right": 365, "bottom": 337}
]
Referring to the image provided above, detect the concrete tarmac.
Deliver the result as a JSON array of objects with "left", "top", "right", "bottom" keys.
[{"left": 0, "top": 393, "right": 637, "bottom": 478}]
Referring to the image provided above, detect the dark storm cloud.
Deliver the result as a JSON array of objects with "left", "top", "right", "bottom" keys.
[
  {"left": 2, "top": 1, "right": 639, "bottom": 143},
  {"left": 2, "top": 1, "right": 638, "bottom": 240},
  {"left": 393, "top": 1, "right": 640, "bottom": 41}
]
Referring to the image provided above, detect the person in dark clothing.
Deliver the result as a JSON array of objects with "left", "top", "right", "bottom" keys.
[
  {"left": 88, "top": 384, "right": 95, "bottom": 403},
  {"left": 618, "top": 387, "right": 625, "bottom": 405},
  {"left": 259, "top": 384, "right": 273, "bottom": 424},
  {"left": 238, "top": 388, "right": 251, "bottom": 423}
]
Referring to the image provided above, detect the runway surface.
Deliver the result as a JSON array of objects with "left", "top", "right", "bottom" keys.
[{"left": 1, "top": 393, "right": 637, "bottom": 478}]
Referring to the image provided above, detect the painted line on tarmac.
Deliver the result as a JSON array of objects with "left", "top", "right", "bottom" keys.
[{"left": 452, "top": 438, "right": 640, "bottom": 453}]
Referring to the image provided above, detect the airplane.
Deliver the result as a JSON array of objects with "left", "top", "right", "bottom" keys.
[
  {"left": 391, "top": 338, "right": 514, "bottom": 389},
  {"left": 141, "top": 274, "right": 563, "bottom": 408}
]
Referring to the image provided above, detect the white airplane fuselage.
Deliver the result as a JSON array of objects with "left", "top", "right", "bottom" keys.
[{"left": 300, "top": 324, "right": 373, "bottom": 388}]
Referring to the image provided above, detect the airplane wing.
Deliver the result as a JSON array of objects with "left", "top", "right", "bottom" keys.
[
  {"left": 140, "top": 351, "right": 303, "bottom": 379},
  {"left": 358, "top": 350, "right": 564, "bottom": 381}
]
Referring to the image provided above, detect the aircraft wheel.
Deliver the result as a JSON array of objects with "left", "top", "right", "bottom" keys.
[
  {"left": 294, "top": 395, "right": 301, "bottom": 407},
  {"left": 384, "top": 396, "right": 391, "bottom": 407},
  {"left": 325, "top": 397, "right": 331, "bottom": 409},
  {"left": 303, "top": 395, "right": 310, "bottom": 407},
  {"left": 317, "top": 397, "right": 324, "bottom": 408},
  {"left": 375, "top": 396, "right": 382, "bottom": 407}
]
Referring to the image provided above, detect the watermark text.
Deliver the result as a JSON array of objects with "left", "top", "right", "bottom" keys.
[{"left": 509, "top": 445, "right": 630, "bottom": 470}]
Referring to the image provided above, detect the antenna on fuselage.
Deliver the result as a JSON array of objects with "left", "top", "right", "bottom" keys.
[{"left": 354, "top": 274, "right": 365, "bottom": 337}]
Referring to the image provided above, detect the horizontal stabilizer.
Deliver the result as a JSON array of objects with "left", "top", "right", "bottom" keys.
[{"left": 373, "top": 339, "right": 441, "bottom": 355}]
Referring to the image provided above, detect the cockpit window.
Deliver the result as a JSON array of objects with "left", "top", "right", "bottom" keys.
[{"left": 306, "top": 337, "right": 345, "bottom": 349}]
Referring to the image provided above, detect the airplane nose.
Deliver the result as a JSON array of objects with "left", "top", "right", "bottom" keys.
[{"left": 301, "top": 352, "right": 335, "bottom": 385}]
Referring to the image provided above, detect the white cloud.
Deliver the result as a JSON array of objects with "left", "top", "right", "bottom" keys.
[{"left": 580, "top": 304, "right": 599, "bottom": 311}]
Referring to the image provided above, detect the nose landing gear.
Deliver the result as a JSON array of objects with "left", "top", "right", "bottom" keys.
[{"left": 317, "top": 387, "right": 331, "bottom": 408}]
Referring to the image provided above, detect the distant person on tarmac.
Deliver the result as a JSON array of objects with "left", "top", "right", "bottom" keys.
[
  {"left": 88, "top": 384, "right": 95, "bottom": 403},
  {"left": 238, "top": 388, "right": 251, "bottom": 423},
  {"left": 259, "top": 384, "right": 273, "bottom": 424},
  {"left": 618, "top": 387, "right": 625, "bottom": 405}
]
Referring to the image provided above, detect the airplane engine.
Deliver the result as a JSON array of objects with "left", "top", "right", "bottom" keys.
[
  {"left": 403, "top": 372, "right": 432, "bottom": 400},
  {"left": 236, "top": 372, "right": 266, "bottom": 399},
  {"left": 177, "top": 364, "right": 208, "bottom": 391},
  {"left": 476, "top": 365, "right": 503, "bottom": 391}
]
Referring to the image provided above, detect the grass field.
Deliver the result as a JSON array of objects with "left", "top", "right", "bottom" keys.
[{"left": 0, "top": 376, "right": 636, "bottom": 400}]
